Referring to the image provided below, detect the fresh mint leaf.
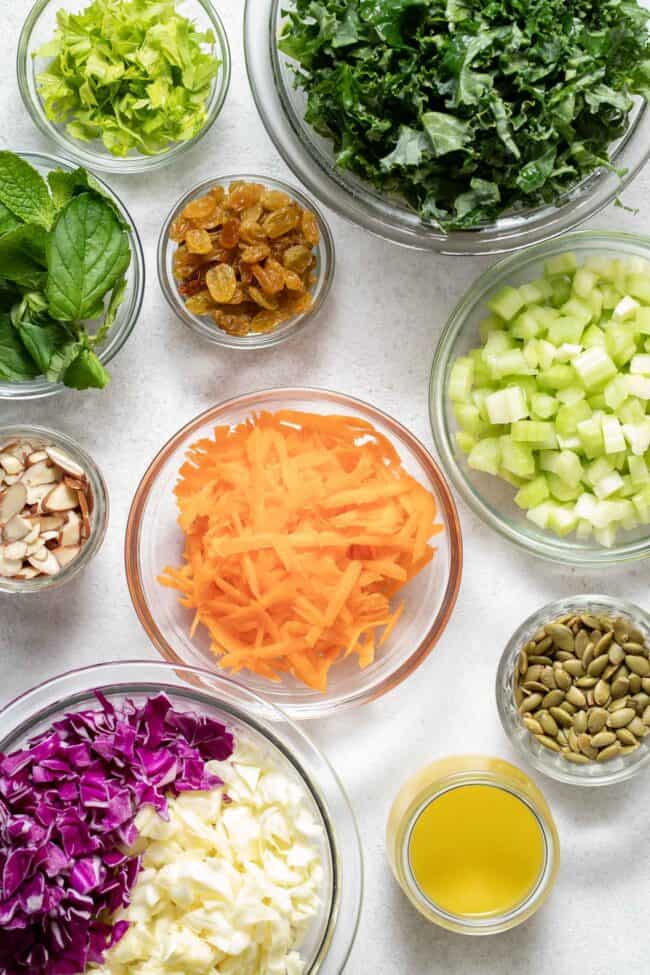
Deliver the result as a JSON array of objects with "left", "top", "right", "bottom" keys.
[
  {"left": 0, "top": 152, "right": 54, "bottom": 229},
  {"left": 0, "top": 202, "right": 22, "bottom": 237},
  {"left": 63, "top": 348, "right": 110, "bottom": 390},
  {"left": 46, "top": 192, "right": 131, "bottom": 322},
  {"left": 46, "top": 339, "right": 83, "bottom": 383},
  {"left": 89, "top": 275, "right": 127, "bottom": 347},
  {"left": 15, "top": 319, "right": 69, "bottom": 374},
  {"left": 0, "top": 316, "right": 40, "bottom": 381},
  {"left": 47, "top": 167, "right": 130, "bottom": 228},
  {"left": 0, "top": 226, "right": 48, "bottom": 290}
]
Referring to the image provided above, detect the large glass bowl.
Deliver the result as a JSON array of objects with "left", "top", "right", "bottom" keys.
[
  {"left": 125, "top": 387, "right": 463, "bottom": 719},
  {"left": 496, "top": 595, "right": 650, "bottom": 787},
  {"left": 0, "top": 424, "right": 109, "bottom": 594},
  {"left": 0, "top": 660, "right": 363, "bottom": 975},
  {"left": 244, "top": 0, "right": 650, "bottom": 256},
  {"left": 429, "top": 231, "right": 650, "bottom": 566},
  {"left": 17, "top": 0, "right": 231, "bottom": 175},
  {"left": 158, "top": 173, "right": 335, "bottom": 350},
  {"left": 0, "top": 152, "right": 145, "bottom": 401}
]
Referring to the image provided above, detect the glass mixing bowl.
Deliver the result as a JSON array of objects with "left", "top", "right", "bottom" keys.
[
  {"left": 17, "top": 0, "right": 231, "bottom": 174},
  {"left": 244, "top": 0, "right": 650, "bottom": 256},
  {"left": 0, "top": 151, "right": 145, "bottom": 401},
  {"left": 0, "top": 660, "right": 363, "bottom": 975},
  {"left": 125, "top": 387, "right": 463, "bottom": 719},
  {"left": 429, "top": 231, "right": 650, "bottom": 566}
]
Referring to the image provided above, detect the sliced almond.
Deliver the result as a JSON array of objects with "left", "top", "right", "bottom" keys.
[
  {"left": 0, "top": 554, "right": 23, "bottom": 578},
  {"left": 15, "top": 566, "right": 39, "bottom": 580},
  {"left": 64, "top": 475, "right": 87, "bottom": 492},
  {"left": 27, "top": 450, "right": 49, "bottom": 465},
  {"left": 3, "top": 513, "right": 31, "bottom": 542},
  {"left": 43, "top": 482, "right": 79, "bottom": 512},
  {"left": 77, "top": 490, "right": 91, "bottom": 537},
  {"left": 45, "top": 447, "right": 86, "bottom": 480},
  {"left": 59, "top": 510, "right": 81, "bottom": 547},
  {"left": 40, "top": 530, "right": 60, "bottom": 542},
  {"left": 21, "top": 460, "right": 58, "bottom": 488},
  {"left": 0, "top": 453, "right": 24, "bottom": 476},
  {"left": 51, "top": 545, "right": 80, "bottom": 568},
  {"left": 0, "top": 483, "right": 27, "bottom": 525},
  {"left": 4, "top": 541, "right": 27, "bottom": 560},
  {"left": 24, "top": 524, "right": 41, "bottom": 546},
  {"left": 26, "top": 483, "right": 54, "bottom": 508},
  {"left": 8, "top": 442, "right": 33, "bottom": 464},
  {"left": 34, "top": 515, "right": 65, "bottom": 532},
  {"left": 28, "top": 550, "right": 60, "bottom": 575}
]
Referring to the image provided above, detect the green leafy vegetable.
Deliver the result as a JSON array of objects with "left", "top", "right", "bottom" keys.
[
  {"left": 0, "top": 152, "right": 54, "bottom": 229},
  {"left": 35, "top": 0, "right": 220, "bottom": 157},
  {"left": 0, "top": 152, "right": 132, "bottom": 391},
  {"left": 280, "top": 0, "right": 650, "bottom": 229},
  {"left": 46, "top": 193, "right": 131, "bottom": 321}
]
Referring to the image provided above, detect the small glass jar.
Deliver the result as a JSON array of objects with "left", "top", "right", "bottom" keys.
[
  {"left": 0, "top": 425, "right": 109, "bottom": 594},
  {"left": 386, "top": 755, "right": 559, "bottom": 935}
]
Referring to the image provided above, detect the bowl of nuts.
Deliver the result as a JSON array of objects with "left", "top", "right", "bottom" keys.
[
  {"left": 157, "top": 174, "right": 335, "bottom": 349},
  {"left": 0, "top": 426, "right": 108, "bottom": 593},
  {"left": 496, "top": 595, "right": 650, "bottom": 786}
]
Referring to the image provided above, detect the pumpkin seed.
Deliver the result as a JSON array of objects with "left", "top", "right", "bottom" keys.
[
  {"left": 524, "top": 665, "right": 544, "bottom": 683},
  {"left": 554, "top": 650, "right": 574, "bottom": 662},
  {"left": 597, "top": 743, "right": 622, "bottom": 762},
  {"left": 520, "top": 693, "right": 543, "bottom": 713},
  {"left": 574, "top": 629, "right": 590, "bottom": 656},
  {"left": 582, "top": 644, "right": 595, "bottom": 670},
  {"left": 610, "top": 675, "right": 630, "bottom": 699},
  {"left": 554, "top": 669, "right": 572, "bottom": 691},
  {"left": 560, "top": 701, "right": 576, "bottom": 715},
  {"left": 626, "top": 655, "right": 650, "bottom": 677},
  {"left": 536, "top": 734, "right": 561, "bottom": 752},
  {"left": 594, "top": 680, "right": 611, "bottom": 706},
  {"left": 567, "top": 728, "right": 580, "bottom": 753},
  {"left": 629, "top": 674, "right": 642, "bottom": 694},
  {"left": 577, "top": 733, "right": 598, "bottom": 759},
  {"left": 523, "top": 716, "right": 544, "bottom": 735},
  {"left": 608, "top": 643, "right": 625, "bottom": 666},
  {"left": 607, "top": 707, "right": 636, "bottom": 729},
  {"left": 595, "top": 631, "right": 614, "bottom": 655},
  {"left": 539, "top": 712, "right": 559, "bottom": 737},
  {"left": 563, "top": 752, "right": 590, "bottom": 765},
  {"left": 643, "top": 705, "right": 650, "bottom": 727},
  {"left": 528, "top": 655, "right": 553, "bottom": 665},
  {"left": 566, "top": 686, "right": 587, "bottom": 708},
  {"left": 591, "top": 731, "right": 617, "bottom": 749},
  {"left": 563, "top": 659, "right": 585, "bottom": 678},
  {"left": 522, "top": 681, "right": 548, "bottom": 694},
  {"left": 542, "top": 689, "right": 565, "bottom": 708},
  {"left": 550, "top": 706, "right": 574, "bottom": 729},
  {"left": 581, "top": 614, "right": 601, "bottom": 630},
  {"left": 518, "top": 651, "right": 528, "bottom": 675},
  {"left": 540, "top": 667, "right": 557, "bottom": 690},
  {"left": 627, "top": 717, "right": 646, "bottom": 738},
  {"left": 587, "top": 654, "right": 610, "bottom": 678},
  {"left": 616, "top": 728, "right": 637, "bottom": 746},
  {"left": 573, "top": 711, "right": 588, "bottom": 734},
  {"left": 535, "top": 637, "right": 554, "bottom": 656},
  {"left": 532, "top": 627, "right": 547, "bottom": 643},
  {"left": 626, "top": 624, "right": 646, "bottom": 645},
  {"left": 619, "top": 744, "right": 640, "bottom": 755},
  {"left": 623, "top": 642, "right": 646, "bottom": 655},
  {"left": 587, "top": 708, "right": 609, "bottom": 734},
  {"left": 545, "top": 623, "right": 574, "bottom": 651},
  {"left": 576, "top": 677, "right": 598, "bottom": 689},
  {"left": 609, "top": 696, "right": 630, "bottom": 712},
  {"left": 642, "top": 678, "right": 650, "bottom": 693}
]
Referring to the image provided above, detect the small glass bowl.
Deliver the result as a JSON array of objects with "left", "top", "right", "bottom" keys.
[
  {"left": 17, "top": 0, "right": 231, "bottom": 174},
  {"left": 244, "top": 0, "right": 650, "bottom": 256},
  {"left": 496, "top": 595, "right": 650, "bottom": 787},
  {"left": 386, "top": 755, "right": 560, "bottom": 935},
  {"left": 0, "top": 151, "right": 145, "bottom": 402},
  {"left": 429, "top": 231, "right": 650, "bottom": 566},
  {"left": 157, "top": 174, "right": 335, "bottom": 350},
  {"left": 0, "top": 660, "right": 363, "bottom": 974},
  {"left": 0, "top": 424, "right": 109, "bottom": 594},
  {"left": 125, "top": 387, "right": 463, "bottom": 718}
]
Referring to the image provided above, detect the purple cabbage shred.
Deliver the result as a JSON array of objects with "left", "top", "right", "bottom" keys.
[{"left": 0, "top": 692, "right": 233, "bottom": 975}]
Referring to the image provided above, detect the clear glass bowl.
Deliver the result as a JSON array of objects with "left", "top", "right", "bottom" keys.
[
  {"left": 0, "top": 660, "right": 363, "bottom": 974},
  {"left": 157, "top": 174, "right": 335, "bottom": 350},
  {"left": 429, "top": 231, "right": 650, "bottom": 566},
  {"left": 0, "top": 424, "right": 108, "bottom": 594},
  {"left": 243, "top": 0, "right": 650, "bottom": 256},
  {"left": 496, "top": 595, "right": 650, "bottom": 787},
  {"left": 125, "top": 387, "right": 463, "bottom": 719},
  {"left": 17, "top": 0, "right": 231, "bottom": 175},
  {"left": 386, "top": 755, "right": 560, "bottom": 935},
  {"left": 0, "top": 151, "right": 145, "bottom": 401}
]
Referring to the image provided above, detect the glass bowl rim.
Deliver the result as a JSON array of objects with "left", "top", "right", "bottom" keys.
[
  {"left": 0, "top": 423, "right": 109, "bottom": 594},
  {"left": 156, "top": 173, "right": 336, "bottom": 350},
  {"left": 0, "top": 658, "right": 364, "bottom": 975},
  {"left": 0, "top": 149, "right": 145, "bottom": 401},
  {"left": 495, "top": 594, "right": 650, "bottom": 787},
  {"left": 124, "top": 385, "right": 463, "bottom": 717},
  {"left": 429, "top": 229, "right": 650, "bottom": 566},
  {"left": 243, "top": 0, "right": 650, "bottom": 256},
  {"left": 16, "top": 0, "right": 232, "bottom": 175}
]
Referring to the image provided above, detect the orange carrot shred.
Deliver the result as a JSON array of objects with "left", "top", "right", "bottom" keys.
[{"left": 159, "top": 410, "right": 443, "bottom": 691}]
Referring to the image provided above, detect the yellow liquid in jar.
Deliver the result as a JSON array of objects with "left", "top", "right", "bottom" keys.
[{"left": 408, "top": 784, "right": 545, "bottom": 918}]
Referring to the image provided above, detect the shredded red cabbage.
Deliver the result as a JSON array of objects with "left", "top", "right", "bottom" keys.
[{"left": 0, "top": 692, "right": 233, "bottom": 975}]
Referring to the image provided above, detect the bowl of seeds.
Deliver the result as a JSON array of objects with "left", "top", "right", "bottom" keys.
[
  {"left": 496, "top": 595, "right": 650, "bottom": 786},
  {"left": 0, "top": 425, "right": 108, "bottom": 593}
]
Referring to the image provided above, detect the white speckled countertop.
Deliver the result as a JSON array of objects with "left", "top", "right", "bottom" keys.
[{"left": 1, "top": 2, "right": 650, "bottom": 973}]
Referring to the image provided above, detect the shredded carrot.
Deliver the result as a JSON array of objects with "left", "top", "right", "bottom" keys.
[{"left": 159, "top": 410, "right": 443, "bottom": 692}]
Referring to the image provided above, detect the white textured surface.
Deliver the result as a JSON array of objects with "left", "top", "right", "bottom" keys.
[{"left": 1, "top": 3, "right": 650, "bottom": 973}]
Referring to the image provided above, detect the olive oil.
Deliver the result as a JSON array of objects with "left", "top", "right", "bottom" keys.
[{"left": 408, "top": 783, "right": 545, "bottom": 917}]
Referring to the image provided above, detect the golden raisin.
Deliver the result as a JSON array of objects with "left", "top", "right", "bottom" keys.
[
  {"left": 193, "top": 206, "right": 225, "bottom": 230},
  {"left": 184, "top": 290, "right": 214, "bottom": 316},
  {"left": 227, "top": 183, "right": 263, "bottom": 210},
  {"left": 209, "top": 185, "right": 225, "bottom": 203},
  {"left": 219, "top": 219, "right": 240, "bottom": 249},
  {"left": 240, "top": 244, "right": 271, "bottom": 263},
  {"left": 287, "top": 292, "right": 313, "bottom": 315},
  {"left": 170, "top": 216, "right": 191, "bottom": 242},
  {"left": 283, "top": 245, "right": 312, "bottom": 274},
  {"left": 261, "top": 189, "right": 291, "bottom": 211},
  {"left": 239, "top": 221, "right": 267, "bottom": 245},
  {"left": 241, "top": 204, "right": 263, "bottom": 224},
  {"left": 301, "top": 209, "right": 320, "bottom": 245},
  {"left": 263, "top": 206, "right": 300, "bottom": 239},
  {"left": 206, "top": 264, "right": 237, "bottom": 303},
  {"left": 173, "top": 247, "right": 203, "bottom": 280},
  {"left": 182, "top": 195, "right": 217, "bottom": 220},
  {"left": 251, "top": 309, "right": 286, "bottom": 332},
  {"left": 248, "top": 286, "right": 279, "bottom": 310},
  {"left": 213, "top": 309, "right": 253, "bottom": 335},
  {"left": 283, "top": 269, "right": 304, "bottom": 291},
  {"left": 252, "top": 259, "right": 285, "bottom": 295},
  {"left": 185, "top": 228, "right": 213, "bottom": 254}
]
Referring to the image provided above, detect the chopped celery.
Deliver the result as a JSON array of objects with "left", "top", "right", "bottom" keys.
[
  {"left": 573, "top": 348, "right": 617, "bottom": 389},
  {"left": 514, "top": 476, "right": 550, "bottom": 509},
  {"left": 468, "top": 438, "right": 501, "bottom": 475},
  {"left": 630, "top": 354, "right": 650, "bottom": 375},
  {"left": 488, "top": 286, "right": 524, "bottom": 321},
  {"left": 545, "top": 253, "right": 577, "bottom": 276},
  {"left": 500, "top": 436, "right": 535, "bottom": 478},
  {"left": 485, "top": 387, "right": 528, "bottom": 425},
  {"left": 455, "top": 431, "right": 476, "bottom": 454},
  {"left": 547, "top": 317, "right": 585, "bottom": 346},
  {"left": 601, "top": 415, "right": 626, "bottom": 454},
  {"left": 530, "top": 392, "right": 558, "bottom": 419},
  {"left": 449, "top": 357, "right": 474, "bottom": 401},
  {"left": 629, "top": 455, "right": 649, "bottom": 485},
  {"left": 511, "top": 421, "right": 557, "bottom": 448}
]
